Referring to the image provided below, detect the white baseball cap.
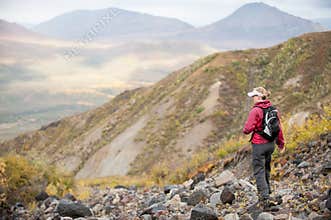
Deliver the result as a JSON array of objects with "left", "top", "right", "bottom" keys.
[{"left": 247, "top": 88, "right": 263, "bottom": 97}]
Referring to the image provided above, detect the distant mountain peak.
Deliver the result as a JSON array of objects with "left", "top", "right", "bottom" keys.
[
  {"left": 173, "top": 1, "right": 325, "bottom": 50},
  {"left": 33, "top": 7, "right": 194, "bottom": 40},
  {"left": 240, "top": 1, "right": 273, "bottom": 8},
  {"left": 228, "top": 2, "right": 286, "bottom": 17},
  {"left": 234, "top": 2, "right": 279, "bottom": 12}
]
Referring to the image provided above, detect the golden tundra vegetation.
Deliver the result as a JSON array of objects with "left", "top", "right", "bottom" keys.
[{"left": 0, "top": 31, "right": 331, "bottom": 206}]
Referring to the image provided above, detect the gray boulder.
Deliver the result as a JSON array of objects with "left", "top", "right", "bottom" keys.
[
  {"left": 187, "top": 190, "right": 208, "bottom": 206},
  {"left": 55, "top": 200, "right": 92, "bottom": 218},
  {"left": 190, "top": 204, "right": 218, "bottom": 220},
  {"left": 224, "top": 213, "right": 239, "bottom": 220},
  {"left": 240, "top": 214, "right": 253, "bottom": 220},
  {"left": 298, "top": 161, "right": 310, "bottom": 168},
  {"left": 164, "top": 185, "right": 178, "bottom": 194},
  {"left": 257, "top": 212, "right": 274, "bottom": 220},
  {"left": 221, "top": 187, "right": 235, "bottom": 204},
  {"left": 35, "top": 191, "right": 49, "bottom": 202},
  {"left": 141, "top": 203, "right": 167, "bottom": 216},
  {"left": 214, "top": 170, "right": 236, "bottom": 187},
  {"left": 209, "top": 192, "right": 222, "bottom": 207}
]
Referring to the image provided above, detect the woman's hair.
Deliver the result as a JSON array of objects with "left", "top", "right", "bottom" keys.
[{"left": 255, "top": 87, "right": 271, "bottom": 100}]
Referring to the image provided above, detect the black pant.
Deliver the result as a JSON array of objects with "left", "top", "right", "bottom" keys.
[{"left": 252, "top": 142, "right": 275, "bottom": 200}]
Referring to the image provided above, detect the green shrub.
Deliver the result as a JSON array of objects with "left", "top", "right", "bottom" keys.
[
  {"left": 216, "top": 135, "right": 247, "bottom": 158},
  {"left": 0, "top": 154, "right": 74, "bottom": 206},
  {"left": 195, "top": 106, "right": 205, "bottom": 114},
  {"left": 281, "top": 105, "right": 331, "bottom": 153}
]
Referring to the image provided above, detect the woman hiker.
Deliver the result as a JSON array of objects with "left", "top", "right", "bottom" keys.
[{"left": 243, "top": 86, "right": 285, "bottom": 210}]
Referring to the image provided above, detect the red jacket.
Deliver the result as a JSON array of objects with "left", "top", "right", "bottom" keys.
[{"left": 243, "top": 100, "right": 285, "bottom": 149}]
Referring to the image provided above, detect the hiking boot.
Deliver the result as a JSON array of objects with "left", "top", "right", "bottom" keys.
[
  {"left": 257, "top": 197, "right": 279, "bottom": 211},
  {"left": 256, "top": 198, "right": 267, "bottom": 209},
  {"left": 261, "top": 199, "right": 271, "bottom": 210},
  {"left": 268, "top": 197, "right": 278, "bottom": 206},
  {"left": 260, "top": 199, "right": 272, "bottom": 211},
  {"left": 273, "top": 195, "right": 283, "bottom": 205}
]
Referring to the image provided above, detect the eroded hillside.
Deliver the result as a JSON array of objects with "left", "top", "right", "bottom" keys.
[{"left": 1, "top": 31, "right": 330, "bottom": 180}]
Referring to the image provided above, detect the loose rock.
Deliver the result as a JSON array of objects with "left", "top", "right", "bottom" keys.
[
  {"left": 224, "top": 213, "right": 239, "bottom": 220},
  {"left": 298, "top": 161, "right": 310, "bottom": 168},
  {"left": 257, "top": 212, "right": 274, "bottom": 220},
  {"left": 240, "top": 214, "right": 253, "bottom": 220},
  {"left": 35, "top": 191, "right": 49, "bottom": 202},
  {"left": 209, "top": 192, "right": 222, "bottom": 207},
  {"left": 221, "top": 188, "right": 235, "bottom": 204},
  {"left": 187, "top": 190, "right": 208, "bottom": 206},
  {"left": 190, "top": 204, "right": 218, "bottom": 220},
  {"left": 55, "top": 200, "right": 92, "bottom": 218},
  {"left": 214, "top": 170, "right": 236, "bottom": 187}
]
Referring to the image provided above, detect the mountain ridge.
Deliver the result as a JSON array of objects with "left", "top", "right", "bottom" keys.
[
  {"left": 30, "top": 2, "right": 326, "bottom": 49},
  {"left": 32, "top": 7, "right": 194, "bottom": 40},
  {"left": 0, "top": 19, "right": 45, "bottom": 40},
  {"left": 175, "top": 2, "right": 325, "bottom": 49}
]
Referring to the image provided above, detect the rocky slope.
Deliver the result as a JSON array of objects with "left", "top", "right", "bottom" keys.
[
  {"left": 4, "top": 132, "right": 331, "bottom": 219},
  {"left": 0, "top": 31, "right": 331, "bottom": 180}
]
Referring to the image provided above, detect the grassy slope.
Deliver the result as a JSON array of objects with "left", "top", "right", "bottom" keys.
[{"left": 0, "top": 31, "right": 330, "bottom": 179}]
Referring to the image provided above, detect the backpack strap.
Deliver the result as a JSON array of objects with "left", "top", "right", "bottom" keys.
[
  {"left": 248, "top": 131, "right": 255, "bottom": 142},
  {"left": 248, "top": 106, "right": 263, "bottom": 142}
]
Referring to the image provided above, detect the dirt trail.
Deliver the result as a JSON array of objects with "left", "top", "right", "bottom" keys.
[{"left": 201, "top": 81, "right": 221, "bottom": 117}]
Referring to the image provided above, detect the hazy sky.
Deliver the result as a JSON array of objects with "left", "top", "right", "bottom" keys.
[{"left": 0, "top": 0, "right": 330, "bottom": 26}]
